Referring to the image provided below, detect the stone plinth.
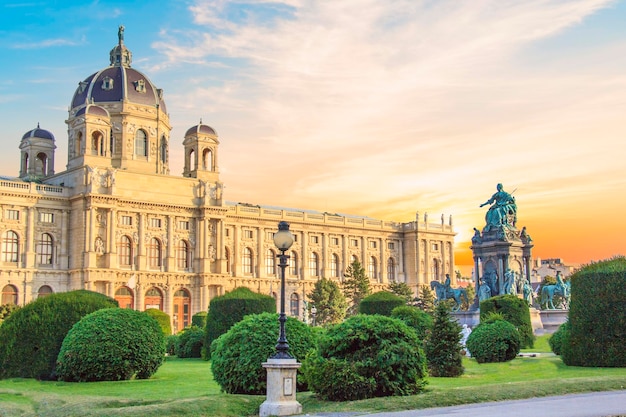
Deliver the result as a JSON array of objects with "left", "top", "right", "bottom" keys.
[
  {"left": 529, "top": 307, "right": 543, "bottom": 332},
  {"left": 259, "top": 358, "right": 302, "bottom": 417},
  {"left": 539, "top": 309, "right": 568, "bottom": 333},
  {"left": 451, "top": 310, "right": 480, "bottom": 328}
]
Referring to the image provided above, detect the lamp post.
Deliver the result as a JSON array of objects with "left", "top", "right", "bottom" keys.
[
  {"left": 272, "top": 221, "right": 294, "bottom": 359},
  {"left": 260, "top": 221, "right": 302, "bottom": 417},
  {"left": 310, "top": 305, "right": 317, "bottom": 326}
]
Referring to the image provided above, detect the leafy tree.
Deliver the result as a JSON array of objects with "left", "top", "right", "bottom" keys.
[
  {"left": 415, "top": 284, "right": 436, "bottom": 313},
  {"left": 387, "top": 281, "right": 414, "bottom": 303},
  {"left": 342, "top": 260, "right": 371, "bottom": 315},
  {"left": 0, "top": 304, "right": 20, "bottom": 326},
  {"left": 308, "top": 278, "right": 347, "bottom": 325},
  {"left": 424, "top": 301, "right": 464, "bottom": 377}
]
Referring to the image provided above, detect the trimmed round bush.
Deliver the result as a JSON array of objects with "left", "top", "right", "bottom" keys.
[
  {"left": 0, "top": 290, "right": 118, "bottom": 380},
  {"left": 56, "top": 308, "right": 165, "bottom": 382},
  {"left": 211, "top": 312, "right": 315, "bottom": 394},
  {"left": 177, "top": 326, "right": 204, "bottom": 358},
  {"left": 191, "top": 311, "right": 208, "bottom": 328},
  {"left": 203, "top": 287, "right": 276, "bottom": 359},
  {"left": 391, "top": 305, "right": 433, "bottom": 341},
  {"left": 144, "top": 308, "right": 172, "bottom": 336},
  {"left": 480, "top": 294, "right": 534, "bottom": 348},
  {"left": 549, "top": 321, "right": 570, "bottom": 356},
  {"left": 302, "top": 314, "right": 428, "bottom": 401},
  {"left": 358, "top": 291, "right": 405, "bottom": 316},
  {"left": 466, "top": 319, "right": 521, "bottom": 363},
  {"left": 561, "top": 257, "right": 626, "bottom": 367}
]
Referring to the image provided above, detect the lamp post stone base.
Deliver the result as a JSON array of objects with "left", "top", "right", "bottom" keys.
[{"left": 259, "top": 358, "right": 302, "bottom": 417}]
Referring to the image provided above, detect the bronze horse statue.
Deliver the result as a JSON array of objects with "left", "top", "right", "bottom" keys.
[
  {"left": 430, "top": 280, "right": 469, "bottom": 311},
  {"left": 540, "top": 281, "right": 570, "bottom": 310}
]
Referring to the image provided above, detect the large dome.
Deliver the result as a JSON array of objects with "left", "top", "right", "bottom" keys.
[{"left": 69, "top": 27, "right": 166, "bottom": 114}]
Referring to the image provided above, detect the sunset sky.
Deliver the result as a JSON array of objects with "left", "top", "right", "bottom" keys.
[{"left": 1, "top": 0, "right": 624, "bottom": 272}]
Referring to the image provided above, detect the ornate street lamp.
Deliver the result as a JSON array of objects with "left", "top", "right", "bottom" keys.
[{"left": 272, "top": 221, "right": 295, "bottom": 359}]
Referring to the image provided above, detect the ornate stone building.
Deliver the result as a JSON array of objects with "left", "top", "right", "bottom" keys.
[{"left": 0, "top": 30, "right": 455, "bottom": 332}]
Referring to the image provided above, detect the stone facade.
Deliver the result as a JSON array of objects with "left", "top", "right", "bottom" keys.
[{"left": 0, "top": 30, "right": 455, "bottom": 333}]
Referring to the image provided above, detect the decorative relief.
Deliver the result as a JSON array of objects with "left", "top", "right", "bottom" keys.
[{"left": 95, "top": 236, "right": 105, "bottom": 255}]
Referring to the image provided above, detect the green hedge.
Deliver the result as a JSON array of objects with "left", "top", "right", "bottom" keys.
[
  {"left": 144, "top": 308, "right": 172, "bottom": 336},
  {"left": 358, "top": 291, "right": 406, "bottom": 316},
  {"left": 191, "top": 311, "right": 208, "bottom": 328},
  {"left": 302, "top": 314, "right": 427, "bottom": 401},
  {"left": 0, "top": 290, "right": 118, "bottom": 380},
  {"left": 211, "top": 312, "right": 315, "bottom": 394},
  {"left": 465, "top": 319, "right": 521, "bottom": 363},
  {"left": 480, "top": 294, "right": 534, "bottom": 348},
  {"left": 203, "top": 287, "right": 276, "bottom": 359},
  {"left": 561, "top": 257, "right": 626, "bottom": 367},
  {"left": 177, "top": 326, "right": 204, "bottom": 358},
  {"left": 549, "top": 321, "right": 570, "bottom": 356},
  {"left": 56, "top": 308, "right": 165, "bottom": 381},
  {"left": 390, "top": 305, "right": 433, "bottom": 342},
  {"left": 0, "top": 304, "right": 20, "bottom": 326}
]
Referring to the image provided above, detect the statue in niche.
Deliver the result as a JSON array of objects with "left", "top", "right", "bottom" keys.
[
  {"left": 480, "top": 183, "right": 517, "bottom": 231},
  {"left": 503, "top": 268, "right": 517, "bottom": 296},
  {"left": 95, "top": 237, "right": 105, "bottom": 255},
  {"left": 478, "top": 277, "right": 492, "bottom": 302},
  {"left": 483, "top": 270, "right": 498, "bottom": 296}
]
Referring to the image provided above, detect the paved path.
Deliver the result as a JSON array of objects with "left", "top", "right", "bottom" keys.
[{"left": 296, "top": 390, "right": 626, "bottom": 417}]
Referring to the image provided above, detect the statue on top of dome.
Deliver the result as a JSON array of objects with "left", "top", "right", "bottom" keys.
[{"left": 118, "top": 25, "right": 125, "bottom": 43}]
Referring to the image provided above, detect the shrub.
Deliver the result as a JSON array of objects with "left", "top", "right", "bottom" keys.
[
  {"left": 191, "top": 311, "right": 208, "bottom": 328},
  {"left": 549, "top": 321, "right": 570, "bottom": 356},
  {"left": 561, "top": 257, "right": 626, "bottom": 367},
  {"left": 391, "top": 305, "right": 433, "bottom": 342},
  {"left": 302, "top": 314, "right": 427, "bottom": 401},
  {"left": 480, "top": 294, "right": 534, "bottom": 348},
  {"left": 177, "top": 326, "right": 204, "bottom": 358},
  {"left": 0, "top": 303, "right": 20, "bottom": 326},
  {"left": 358, "top": 291, "right": 405, "bottom": 316},
  {"left": 144, "top": 308, "right": 172, "bottom": 336},
  {"left": 203, "top": 287, "right": 275, "bottom": 359},
  {"left": 424, "top": 301, "right": 464, "bottom": 377},
  {"left": 211, "top": 312, "right": 315, "bottom": 395},
  {"left": 0, "top": 290, "right": 118, "bottom": 380},
  {"left": 166, "top": 335, "right": 179, "bottom": 356},
  {"left": 56, "top": 308, "right": 165, "bottom": 382},
  {"left": 466, "top": 319, "right": 521, "bottom": 363}
]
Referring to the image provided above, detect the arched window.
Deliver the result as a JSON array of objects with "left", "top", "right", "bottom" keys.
[
  {"left": 309, "top": 252, "right": 319, "bottom": 277},
  {"left": 368, "top": 256, "right": 377, "bottom": 281},
  {"left": 110, "top": 129, "right": 115, "bottom": 155},
  {"left": 36, "top": 152, "right": 48, "bottom": 175},
  {"left": 173, "top": 289, "right": 191, "bottom": 332},
  {"left": 189, "top": 149, "right": 196, "bottom": 171},
  {"left": 36, "top": 233, "right": 54, "bottom": 265},
  {"left": 160, "top": 136, "right": 167, "bottom": 164},
  {"left": 289, "top": 251, "right": 298, "bottom": 276},
  {"left": 329, "top": 253, "right": 339, "bottom": 278},
  {"left": 265, "top": 249, "right": 276, "bottom": 275},
  {"left": 1, "top": 230, "right": 19, "bottom": 263},
  {"left": 37, "top": 285, "right": 53, "bottom": 298},
  {"left": 23, "top": 153, "right": 29, "bottom": 173},
  {"left": 290, "top": 293, "right": 300, "bottom": 317},
  {"left": 92, "top": 131, "right": 104, "bottom": 156},
  {"left": 177, "top": 240, "right": 190, "bottom": 270},
  {"left": 148, "top": 238, "right": 162, "bottom": 268},
  {"left": 2, "top": 284, "right": 18, "bottom": 304},
  {"left": 351, "top": 254, "right": 358, "bottom": 264},
  {"left": 144, "top": 287, "right": 163, "bottom": 311},
  {"left": 135, "top": 129, "right": 147, "bottom": 157},
  {"left": 76, "top": 131, "right": 83, "bottom": 156},
  {"left": 242, "top": 247, "right": 253, "bottom": 274},
  {"left": 115, "top": 286, "right": 134, "bottom": 309},
  {"left": 202, "top": 149, "right": 213, "bottom": 171},
  {"left": 118, "top": 235, "right": 132, "bottom": 266},
  {"left": 387, "top": 258, "right": 396, "bottom": 281},
  {"left": 431, "top": 259, "right": 440, "bottom": 281}
]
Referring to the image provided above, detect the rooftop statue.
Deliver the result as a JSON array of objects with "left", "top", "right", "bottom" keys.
[{"left": 480, "top": 183, "right": 517, "bottom": 231}]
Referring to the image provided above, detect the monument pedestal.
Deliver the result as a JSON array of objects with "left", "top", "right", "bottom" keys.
[{"left": 259, "top": 358, "right": 302, "bottom": 417}]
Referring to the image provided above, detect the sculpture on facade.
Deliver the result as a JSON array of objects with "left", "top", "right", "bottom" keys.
[
  {"left": 431, "top": 274, "right": 469, "bottom": 311},
  {"left": 480, "top": 183, "right": 517, "bottom": 231}
]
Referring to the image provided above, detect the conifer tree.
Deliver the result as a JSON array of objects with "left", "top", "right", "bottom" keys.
[
  {"left": 308, "top": 278, "right": 348, "bottom": 325},
  {"left": 342, "top": 259, "right": 371, "bottom": 316},
  {"left": 387, "top": 281, "right": 414, "bottom": 303},
  {"left": 424, "top": 301, "right": 464, "bottom": 377},
  {"left": 416, "top": 284, "right": 436, "bottom": 313}
]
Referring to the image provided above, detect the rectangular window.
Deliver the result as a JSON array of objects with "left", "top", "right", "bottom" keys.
[
  {"left": 178, "top": 220, "right": 189, "bottom": 230},
  {"left": 388, "top": 242, "right": 395, "bottom": 250},
  {"left": 244, "top": 230, "right": 253, "bottom": 239},
  {"left": 331, "top": 237, "right": 339, "bottom": 246},
  {"left": 121, "top": 215, "right": 132, "bottom": 226},
  {"left": 39, "top": 213, "right": 54, "bottom": 223},
  {"left": 432, "top": 243, "right": 439, "bottom": 251},
  {"left": 225, "top": 228, "right": 230, "bottom": 237},
  {"left": 351, "top": 239, "right": 359, "bottom": 247},
  {"left": 369, "top": 240, "right": 377, "bottom": 249},
  {"left": 6, "top": 210, "right": 19, "bottom": 220},
  {"left": 310, "top": 235, "right": 319, "bottom": 244},
  {"left": 151, "top": 218, "right": 162, "bottom": 228}
]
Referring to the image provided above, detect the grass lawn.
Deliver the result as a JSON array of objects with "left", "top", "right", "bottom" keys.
[{"left": 0, "top": 335, "right": 625, "bottom": 417}]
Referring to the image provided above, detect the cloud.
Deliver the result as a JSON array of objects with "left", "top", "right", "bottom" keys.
[{"left": 12, "top": 37, "right": 85, "bottom": 49}]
